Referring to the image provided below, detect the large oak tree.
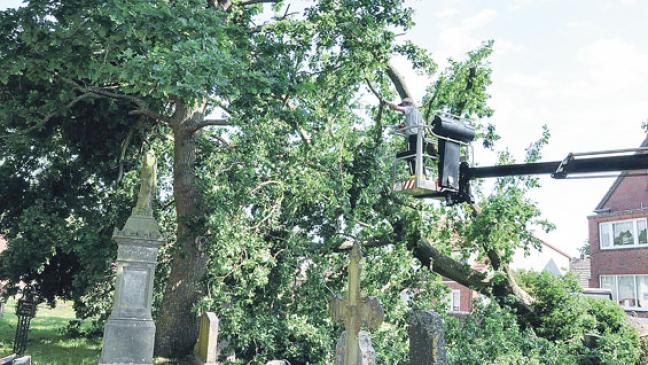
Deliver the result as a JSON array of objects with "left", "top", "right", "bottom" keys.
[{"left": 1, "top": 0, "right": 550, "bottom": 361}]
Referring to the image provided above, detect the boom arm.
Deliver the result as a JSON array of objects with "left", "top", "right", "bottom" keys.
[
  {"left": 397, "top": 115, "right": 648, "bottom": 205},
  {"left": 449, "top": 148, "right": 648, "bottom": 205}
]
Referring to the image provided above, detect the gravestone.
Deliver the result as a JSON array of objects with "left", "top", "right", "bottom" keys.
[
  {"left": 330, "top": 242, "right": 384, "bottom": 365},
  {"left": 408, "top": 310, "right": 447, "bottom": 365},
  {"left": 99, "top": 151, "right": 164, "bottom": 365},
  {"left": 335, "top": 331, "right": 376, "bottom": 365},
  {"left": 193, "top": 312, "right": 219, "bottom": 365}
]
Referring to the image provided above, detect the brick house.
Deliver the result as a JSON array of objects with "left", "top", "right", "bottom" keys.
[
  {"left": 588, "top": 136, "right": 648, "bottom": 315},
  {"left": 442, "top": 262, "right": 487, "bottom": 312}
]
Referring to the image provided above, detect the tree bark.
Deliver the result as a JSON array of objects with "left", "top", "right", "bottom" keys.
[{"left": 154, "top": 117, "right": 209, "bottom": 357}]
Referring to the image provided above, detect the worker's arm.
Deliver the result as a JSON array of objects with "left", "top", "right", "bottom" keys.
[{"left": 384, "top": 100, "right": 406, "bottom": 112}]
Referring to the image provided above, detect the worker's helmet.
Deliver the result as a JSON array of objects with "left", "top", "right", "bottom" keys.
[{"left": 399, "top": 97, "right": 415, "bottom": 107}]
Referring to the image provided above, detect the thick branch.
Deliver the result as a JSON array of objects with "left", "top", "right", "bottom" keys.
[
  {"left": 62, "top": 77, "right": 170, "bottom": 123},
  {"left": 215, "top": 0, "right": 279, "bottom": 10},
  {"left": 194, "top": 118, "right": 231, "bottom": 130},
  {"left": 413, "top": 239, "right": 492, "bottom": 292},
  {"left": 386, "top": 63, "right": 414, "bottom": 100},
  {"left": 454, "top": 65, "right": 477, "bottom": 116},
  {"left": 413, "top": 238, "right": 534, "bottom": 312},
  {"left": 239, "top": 0, "right": 280, "bottom": 6}
]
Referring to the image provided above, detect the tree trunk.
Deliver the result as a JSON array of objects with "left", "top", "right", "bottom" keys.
[{"left": 154, "top": 123, "right": 209, "bottom": 358}]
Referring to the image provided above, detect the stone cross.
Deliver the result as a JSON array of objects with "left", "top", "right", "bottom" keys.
[
  {"left": 133, "top": 150, "right": 157, "bottom": 216},
  {"left": 194, "top": 312, "right": 219, "bottom": 365},
  {"left": 99, "top": 150, "right": 163, "bottom": 365},
  {"left": 329, "top": 242, "right": 384, "bottom": 365},
  {"left": 408, "top": 310, "right": 447, "bottom": 365}
]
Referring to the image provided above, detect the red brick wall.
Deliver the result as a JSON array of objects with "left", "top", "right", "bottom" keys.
[
  {"left": 444, "top": 281, "right": 475, "bottom": 312},
  {"left": 588, "top": 210, "right": 648, "bottom": 288},
  {"left": 599, "top": 175, "right": 648, "bottom": 212}
]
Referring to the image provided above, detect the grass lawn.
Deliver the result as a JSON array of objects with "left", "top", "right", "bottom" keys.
[
  {"left": 0, "top": 300, "right": 194, "bottom": 365},
  {"left": 0, "top": 299, "right": 101, "bottom": 365}
]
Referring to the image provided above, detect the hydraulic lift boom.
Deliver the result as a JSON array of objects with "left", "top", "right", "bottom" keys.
[{"left": 393, "top": 115, "right": 648, "bottom": 205}]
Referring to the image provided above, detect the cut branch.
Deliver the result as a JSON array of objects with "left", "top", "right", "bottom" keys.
[{"left": 386, "top": 63, "right": 414, "bottom": 100}]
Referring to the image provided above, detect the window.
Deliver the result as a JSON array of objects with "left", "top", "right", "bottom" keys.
[
  {"left": 638, "top": 220, "right": 648, "bottom": 244},
  {"left": 600, "top": 275, "right": 617, "bottom": 301},
  {"left": 600, "top": 275, "right": 648, "bottom": 309},
  {"left": 638, "top": 276, "right": 648, "bottom": 309},
  {"left": 618, "top": 276, "right": 636, "bottom": 307},
  {"left": 447, "top": 290, "right": 461, "bottom": 312},
  {"left": 600, "top": 223, "right": 611, "bottom": 248},
  {"left": 599, "top": 218, "right": 648, "bottom": 249}
]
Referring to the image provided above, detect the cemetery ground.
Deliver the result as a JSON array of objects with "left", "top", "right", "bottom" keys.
[{"left": 0, "top": 299, "right": 192, "bottom": 365}]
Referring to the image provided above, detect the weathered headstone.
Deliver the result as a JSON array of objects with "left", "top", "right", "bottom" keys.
[
  {"left": 335, "top": 331, "right": 376, "bottom": 365},
  {"left": 330, "top": 242, "right": 384, "bottom": 365},
  {"left": 99, "top": 151, "right": 164, "bottom": 365},
  {"left": 193, "top": 312, "right": 219, "bottom": 365},
  {"left": 408, "top": 310, "right": 447, "bottom": 365}
]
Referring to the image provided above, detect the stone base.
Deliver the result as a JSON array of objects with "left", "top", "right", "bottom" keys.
[
  {"left": 14, "top": 356, "right": 32, "bottom": 365},
  {"left": 192, "top": 353, "right": 218, "bottom": 365},
  {"left": 99, "top": 318, "right": 155, "bottom": 365},
  {"left": 335, "top": 331, "right": 376, "bottom": 365}
]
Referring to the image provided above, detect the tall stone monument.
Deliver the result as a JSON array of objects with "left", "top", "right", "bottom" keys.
[
  {"left": 330, "top": 242, "right": 384, "bottom": 365},
  {"left": 99, "top": 150, "right": 163, "bottom": 365}
]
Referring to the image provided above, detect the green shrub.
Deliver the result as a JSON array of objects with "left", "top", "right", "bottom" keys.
[{"left": 446, "top": 272, "right": 640, "bottom": 365}]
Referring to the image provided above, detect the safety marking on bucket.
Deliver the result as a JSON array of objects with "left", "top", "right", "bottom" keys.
[{"left": 403, "top": 177, "right": 416, "bottom": 189}]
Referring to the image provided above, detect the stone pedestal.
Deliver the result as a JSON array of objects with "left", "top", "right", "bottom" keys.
[
  {"left": 99, "top": 212, "right": 163, "bottom": 365},
  {"left": 335, "top": 331, "right": 376, "bottom": 365}
]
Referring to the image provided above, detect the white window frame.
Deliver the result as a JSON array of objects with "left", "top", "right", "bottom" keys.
[
  {"left": 600, "top": 274, "right": 648, "bottom": 311},
  {"left": 599, "top": 217, "right": 648, "bottom": 250},
  {"left": 447, "top": 289, "right": 461, "bottom": 312}
]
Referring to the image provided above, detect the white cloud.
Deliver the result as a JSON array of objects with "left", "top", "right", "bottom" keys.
[
  {"left": 577, "top": 38, "right": 648, "bottom": 91},
  {"left": 504, "top": 72, "right": 551, "bottom": 89},
  {"left": 437, "top": 9, "right": 497, "bottom": 63},
  {"left": 433, "top": 8, "right": 457, "bottom": 19}
]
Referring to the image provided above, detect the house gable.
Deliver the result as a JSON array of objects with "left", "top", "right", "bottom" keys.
[{"left": 595, "top": 135, "right": 648, "bottom": 212}]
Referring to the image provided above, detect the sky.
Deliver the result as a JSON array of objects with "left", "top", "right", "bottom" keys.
[{"left": 2, "top": 0, "right": 648, "bottom": 256}]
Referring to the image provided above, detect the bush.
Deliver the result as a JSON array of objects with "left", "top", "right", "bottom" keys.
[
  {"left": 640, "top": 336, "right": 648, "bottom": 365},
  {"left": 446, "top": 272, "right": 640, "bottom": 365}
]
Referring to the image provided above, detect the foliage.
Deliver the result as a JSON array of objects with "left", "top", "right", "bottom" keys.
[{"left": 447, "top": 272, "right": 640, "bottom": 365}]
